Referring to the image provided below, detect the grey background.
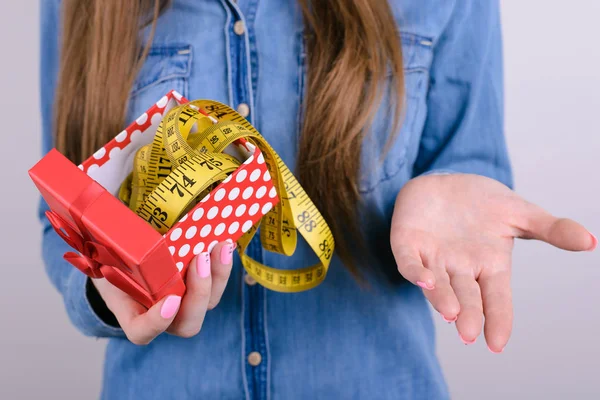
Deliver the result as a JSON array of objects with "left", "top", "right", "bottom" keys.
[{"left": 1, "top": 1, "right": 598, "bottom": 399}]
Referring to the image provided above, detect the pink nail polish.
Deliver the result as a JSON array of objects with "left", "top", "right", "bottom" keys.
[
  {"left": 196, "top": 252, "right": 211, "bottom": 278},
  {"left": 160, "top": 296, "right": 181, "bottom": 319},
  {"left": 220, "top": 243, "right": 233, "bottom": 264},
  {"left": 588, "top": 233, "right": 597, "bottom": 251},
  {"left": 488, "top": 345, "right": 504, "bottom": 354},
  {"left": 459, "top": 334, "right": 476, "bottom": 345},
  {"left": 442, "top": 315, "right": 457, "bottom": 323},
  {"left": 417, "top": 281, "right": 434, "bottom": 290}
]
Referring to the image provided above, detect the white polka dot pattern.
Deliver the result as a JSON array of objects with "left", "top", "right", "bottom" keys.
[
  {"left": 192, "top": 208, "right": 204, "bottom": 221},
  {"left": 156, "top": 95, "right": 169, "bottom": 108},
  {"left": 93, "top": 147, "right": 106, "bottom": 160},
  {"left": 235, "top": 204, "right": 246, "bottom": 217},
  {"left": 136, "top": 113, "right": 148, "bottom": 125},
  {"left": 170, "top": 228, "right": 182, "bottom": 241},
  {"left": 207, "top": 206, "right": 219, "bottom": 220},
  {"left": 236, "top": 170, "right": 248, "bottom": 183},
  {"left": 185, "top": 226, "right": 197, "bottom": 239},
  {"left": 214, "top": 188, "right": 226, "bottom": 201},
  {"left": 87, "top": 164, "right": 99, "bottom": 175},
  {"left": 228, "top": 187, "right": 240, "bottom": 200},
  {"left": 249, "top": 203, "right": 260, "bottom": 216},
  {"left": 129, "top": 130, "right": 142, "bottom": 144},
  {"left": 262, "top": 202, "right": 273, "bottom": 214},
  {"left": 178, "top": 244, "right": 190, "bottom": 257},
  {"left": 165, "top": 145, "right": 278, "bottom": 274},
  {"left": 108, "top": 146, "right": 122, "bottom": 160},
  {"left": 242, "top": 220, "right": 253, "bottom": 233},
  {"left": 193, "top": 242, "right": 204, "bottom": 255},
  {"left": 256, "top": 186, "right": 267, "bottom": 199},
  {"left": 79, "top": 90, "right": 184, "bottom": 175},
  {"left": 221, "top": 205, "right": 233, "bottom": 218},
  {"left": 115, "top": 130, "right": 127, "bottom": 143},
  {"left": 242, "top": 187, "right": 254, "bottom": 200},
  {"left": 249, "top": 169, "right": 261, "bottom": 182},
  {"left": 228, "top": 221, "right": 239, "bottom": 234},
  {"left": 214, "top": 223, "right": 226, "bottom": 236},
  {"left": 208, "top": 240, "right": 219, "bottom": 252},
  {"left": 151, "top": 112, "right": 163, "bottom": 125},
  {"left": 200, "top": 225, "right": 212, "bottom": 237}
]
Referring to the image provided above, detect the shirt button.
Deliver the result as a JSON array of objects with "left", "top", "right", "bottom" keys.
[
  {"left": 237, "top": 103, "right": 250, "bottom": 118},
  {"left": 247, "top": 351, "right": 262, "bottom": 367},
  {"left": 244, "top": 274, "right": 257, "bottom": 286},
  {"left": 233, "top": 20, "right": 245, "bottom": 35}
]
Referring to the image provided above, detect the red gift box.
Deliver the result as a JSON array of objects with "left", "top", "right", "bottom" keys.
[{"left": 30, "top": 91, "right": 279, "bottom": 308}]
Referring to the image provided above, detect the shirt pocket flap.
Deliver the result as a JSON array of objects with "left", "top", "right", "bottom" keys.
[
  {"left": 399, "top": 32, "right": 434, "bottom": 74},
  {"left": 360, "top": 33, "right": 433, "bottom": 193},
  {"left": 131, "top": 45, "right": 192, "bottom": 97}
]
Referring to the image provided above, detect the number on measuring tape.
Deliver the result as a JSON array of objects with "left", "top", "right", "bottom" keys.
[{"left": 117, "top": 100, "right": 335, "bottom": 292}]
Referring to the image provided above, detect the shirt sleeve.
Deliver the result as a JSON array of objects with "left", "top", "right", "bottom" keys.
[
  {"left": 412, "top": 1, "right": 514, "bottom": 189},
  {"left": 39, "top": 0, "right": 125, "bottom": 338}
]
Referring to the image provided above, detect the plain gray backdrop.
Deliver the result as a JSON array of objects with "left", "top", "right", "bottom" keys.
[{"left": 1, "top": 1, "right": 598, "bottom": 399}]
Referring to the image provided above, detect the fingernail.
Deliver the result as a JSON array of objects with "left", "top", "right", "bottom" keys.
[
  {"left": 220, "top": 243, "right": 234, "bottom": 264},
  {"left": 588, "top": 233, "right": 597, "bottom": 251},
  {"left": 488, "top": 345, "right": 504, "bottom": 354},
  {"left": 417, "top": 281, "right": 434, "bottom": 290},
  {"left": 459, "top": 334, "right": 476, "bottom": 345},
  {"left": 160, "top": 295, "right": 181, "bottom": 319},
  {"left": 196, "top": 252, "right": 211, "bottom": 278},
  {"left": 442, "top": 314, "right": 457, "bottom": 323}
]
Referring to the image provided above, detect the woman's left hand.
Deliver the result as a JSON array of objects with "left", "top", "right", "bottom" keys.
[{"left": 390, "top": 173, "right": 596, "bottom": 353}]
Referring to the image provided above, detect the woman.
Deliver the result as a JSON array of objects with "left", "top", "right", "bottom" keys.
[{"left": 39, "top": 0, "right": 595, "bottom": 399}]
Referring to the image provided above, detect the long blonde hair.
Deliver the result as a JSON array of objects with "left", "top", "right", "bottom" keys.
[{"left": 54, "top": 0, "right": 404, "bottom": 274}]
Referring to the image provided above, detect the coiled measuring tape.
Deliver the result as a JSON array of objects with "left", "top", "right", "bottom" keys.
[{"left": 118, "top": 100, "right": 334, "bottom": 292}]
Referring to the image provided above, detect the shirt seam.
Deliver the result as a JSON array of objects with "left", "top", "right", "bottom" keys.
[
  {"left": 240, "top": 272, "right": 251, "bottom": 400},
  {"left": 263, "top": 289, "right": 271, "bottom": 400},
  {"left": 221, "top": 0, "right": 235, "bottom": 107},
  {"left": 229, "top": 1, "right": 257, "bottom": 127}
]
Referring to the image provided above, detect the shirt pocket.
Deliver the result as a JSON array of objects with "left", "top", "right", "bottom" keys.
[
  {"left": 358, "top": 33, "right": 433, "bottom": 193},
  {"left": 126, "top": 44, "right": 192, "bottom": 121}
]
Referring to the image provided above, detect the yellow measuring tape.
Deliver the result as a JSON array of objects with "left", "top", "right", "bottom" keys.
[{"left": 118, "top": 100, "right": 334, "bottom": 292}]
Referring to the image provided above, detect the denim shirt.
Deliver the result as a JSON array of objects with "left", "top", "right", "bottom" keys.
[{"left": 39, "top": 1, "right": 512, "bottom": 399}]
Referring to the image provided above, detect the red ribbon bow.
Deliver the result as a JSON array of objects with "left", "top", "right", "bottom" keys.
[
  {"left": 45, "top": 180, "right": 126, "bottom": 279},
  {"left": 46, "top": 210, "right": 123, "bottom": 278},
  {"left": 43, "top": 177, "right": 182, "bottom": 309}
]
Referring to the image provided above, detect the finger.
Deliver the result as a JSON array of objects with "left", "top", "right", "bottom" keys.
[
  {"left": 421, "top": 268, "right": 461, "bottom": 322},
  {"left": 207, "top": 240, "right": 235, "bottom": 310},
  {"left": 392, "top": 246, "right": 436, "bottom": 290},
  {"left": 479, "top": 268, "right": 513, "bottom": 354},
  {"left": 168, "top": 253, "right": 212, "bottom": 338},
  {"left": 450, "top": 272, "right": 483, "bottom": 344},
  {"left": 96, "top": 277, "right": 181, "bottom": 345},
  {"left": 517, "top": 200, "right": 596, "bottom": 251}
]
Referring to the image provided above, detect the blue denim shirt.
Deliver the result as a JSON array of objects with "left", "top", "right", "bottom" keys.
[{"left": 39, "top": 1, "right": 512, "bottom": 399}]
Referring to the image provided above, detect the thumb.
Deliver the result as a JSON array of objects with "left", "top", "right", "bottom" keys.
[
  {"left": 95, "top": 277, "right": 182, "bottom": 345},
  {"left": 516, "top": 200, "right": 596, "bottom": 252}
]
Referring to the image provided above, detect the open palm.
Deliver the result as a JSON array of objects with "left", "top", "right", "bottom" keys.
[{"left": 390, "top": 173, "right": 596, "bottom": 352}]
